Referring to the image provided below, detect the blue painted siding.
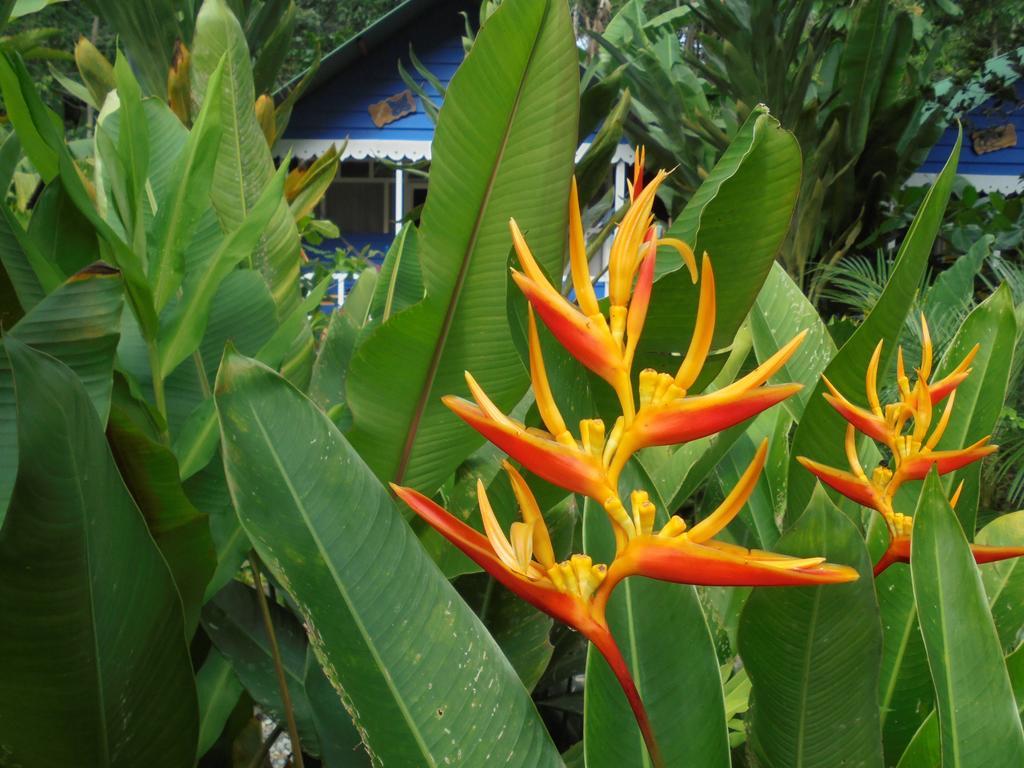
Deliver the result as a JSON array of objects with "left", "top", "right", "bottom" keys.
[
  {"left": 283, "top": 0, "right": 470, "bottom": 143},
  {"left": 920, "top": 82, "right": 1024, "bottom": 176}
]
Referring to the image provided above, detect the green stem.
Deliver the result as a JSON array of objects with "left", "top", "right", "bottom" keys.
[
  {"left": 245, "top": 723, "right": 284, "bottom": 768},
  {"left": 147, "top": 341, "right": 169, "bottom": 443},
  {"left": 250, "top": 552, "right": 305, "bottom": 768},
  {"left": 192, "top": 348, "right": 212, "bottom": 399}
]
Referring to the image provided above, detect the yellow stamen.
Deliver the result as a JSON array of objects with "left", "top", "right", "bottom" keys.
[
  {"left": 580, "top": 419, "right": 606, "bottom": 459},
  {"left": 638, "top": 369, "right": 659, "bottom": 408},
  {"left": 659, "top": 515, "right": 688, "bottom": 538},
  {"left": 570, "top": 554, "right": 606, "bottom": 601},
  {"left": 602, "top": 416, "right": 625, "bottom": 467},
  {"left": 604, "top": 496, "right": 638, "bottom": 539}
]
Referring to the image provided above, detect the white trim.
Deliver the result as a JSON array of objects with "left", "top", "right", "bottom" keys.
[
  {"left": 333, "top": 272, "right": 351, "bottom": 307},
  {"left": 906, "top": 172, "right": 1023, "bottom": 194},
  {"left": 394, "top": 168, "right": 405, "bottom": 234},
  {"left": 575, "top": 141, "right": 635, "bottom": 164},
  {"left": 278, "top": 137, "right": 637, "bottom": 164},
  {"left": 276, "top": 137, "right": 432, "bottom": 162}
]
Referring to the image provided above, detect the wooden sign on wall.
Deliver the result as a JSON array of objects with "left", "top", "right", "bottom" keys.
[{"left": 971, "top": 123, "right": 1017, "bottom": 155}]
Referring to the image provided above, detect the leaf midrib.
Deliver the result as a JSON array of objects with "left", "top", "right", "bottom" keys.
[
  {"left": 622, "top": 579, "right": 651, "bottom": 768},
  {"left": 794, "top": 587, "right": 822, "bottom": 768},
  {"left": 931, "top": 531, "right": 961, "bottom": 765},
  {"left": 71, "top": 401, "right": 112, "bottom": 767},
  {"left": 879, "top": 595, "right": 918, "bottom": 726},
  {"left": 393, "top": 3, "right": 549, "bottom": 485},
  {"left": 244, "top": 404, "right": 438, "bottom": 767}
]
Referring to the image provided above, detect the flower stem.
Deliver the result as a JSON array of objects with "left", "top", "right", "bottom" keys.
[
  {"left": 589, "top": 625, "right": 664, "bottom": 768},
  {"left": 250, "top": 551, "right": 305, "bottom": 768}
]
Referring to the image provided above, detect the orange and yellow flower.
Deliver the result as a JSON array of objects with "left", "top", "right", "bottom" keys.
[
  {"left": 394, "top": 155, "right": 857, "bottom": 767},
  {"left": 798, "top": 316, "right": 1023, "bottom": 575}
]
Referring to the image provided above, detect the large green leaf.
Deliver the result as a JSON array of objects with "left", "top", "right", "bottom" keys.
[
  {"left": 911, "top": 470, "right": 1024, "bottom": 766},
  {"left": 169, "top": 270, "right": 324, "bottom": 478},
  {"left": 838, "top": 0, "right": 887, "bottom": 154},
  {"left": 82, "top": 0, "right": 189, "bottom": 97},
  {"left": 583, "top": 462, "right": 730, "bottom": 768},
  {"left": 716, "top": 410, "right": 786, "bottom": 549},
  {"left": 0, "top": 264, "right": 123, "bottom": 524},
  {"left": 345, "top": 0, "right": 579, "bottom": 493},
  {"left": 750, "top": 262, "right": 837, "bottom": 419},
  {"left": 0, "top": 49, "right": 161, "bottom": 339},
  {"left": 215, "top": 351, "right": 563, "bottom": 766},
  {"left": 190, "top": 0, "right": 301, "bottom": 317},
  {"left": 0, "top": 339, "right": 197, "bottom": 767},
  {"left": 202, "top": 580, "right": 324, "bottom": 755},
  {"left": 308, "top": 268, "right": 377, "bottom": 415},
  {"left": 977, "top": 511, "right": 1024, "bottom": 652},
  {"left": 157, "top": 162, "right": 286, "bottom": 375},
  {"left": 876, "top": 564, "right": 934, "bottom": 763},
  {"left": 898, "top": 643, "right": 1024, "bottom": 768},
  {"left": 3, "top": 262, "right": 122, "bottom": 419},
  {"left": 638, "top": 106, "right": 801, "bottom": 376},
  {"left": 872, "top": 561, "right": 937, "bottom": 765},
  {"left": 933, "top": 284, "right": 1017, "bottom": 535},
  {"left": 184, "top": 453, "right": 249, "bottom": 602},
  {"left": 303, "top": 646, "right": 373, "bottom": 767},
  {"left": 367, "top": 223, "right": 423, "bottom": 323},
  {"left": 787, "top": 131, "right": 962, "bottom": 521},
  {"left": 196, "top": 648, "right": 244, "bottom": 759},
  {"left": 26, "top": 179, "right": 100, "bottom": 281},
  {"left": 149, "top": 56, "right": 225, "bottom": 312},
  {"left": 106, "top": 382, "right": 216, "bottom": 633},
  {"left": 739, "top": 490, "right": 884, "bottom": 768}
]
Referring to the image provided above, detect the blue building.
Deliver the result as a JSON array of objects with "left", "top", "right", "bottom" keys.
[
  {"left": 275, "top": 0, "right": 632, "bottom": 306},
  {"left": 277, "top": 3, "right": 1024, "bottom": 305},
  {"left": 912, "top": 79, "right": 1024, "bottom": 194}
]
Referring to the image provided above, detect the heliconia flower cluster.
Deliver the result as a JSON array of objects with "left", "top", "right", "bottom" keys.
[
  {"left": 798, "top": 317, "right": 1024, "bottom": 575},
  {"left": 393, "top": 154, "right": 857, "bottom": 766}
]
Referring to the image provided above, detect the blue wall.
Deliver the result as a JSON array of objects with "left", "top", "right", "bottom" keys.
[
  {"left": 283, "top": 0, "right": 471, "bottom": 144},
  {"left": 919, "top": 82, "right": 1024, "bottom": 177}
]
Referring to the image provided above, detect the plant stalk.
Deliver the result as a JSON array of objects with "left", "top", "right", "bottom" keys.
[
  {"left": 147, "top": 341, "right": 170, "bottom": 443},
  {"left": 250, "top": 551, "right": 305, "bottom": 768},
  {"left": 245, "top": 723, "right": 284, "bottom": 768}
]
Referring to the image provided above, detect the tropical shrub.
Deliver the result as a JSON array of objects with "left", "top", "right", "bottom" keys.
[
  {"left": 1, "top": 1, "right": 1023, "bottom": 767},
  {"left": 590, "top": 0, "right": 947, "bottom": 299}
]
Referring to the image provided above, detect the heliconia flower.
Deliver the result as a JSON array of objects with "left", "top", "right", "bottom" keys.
[
  {"left": 390, "top": 473, "right": 664, "bottom": 768},
  {"left": 597, "top": 441, "right": 859, "bottom": 610},
  {"left": 443, "top": 307, "right": 618, "bottom": 506},
  {"left": 420, "top": 152, "right": 845, "bottom": 766},
  {"left": 392, "top": 443, "right": 855, "bottom": 768},
  {"left": 798, "top": 315, "right": 1017, "bottom": 575}
]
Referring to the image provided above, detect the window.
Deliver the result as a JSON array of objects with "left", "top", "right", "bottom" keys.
[{"left": 322, "top": 160, "right": 395, "bottom": 234}]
